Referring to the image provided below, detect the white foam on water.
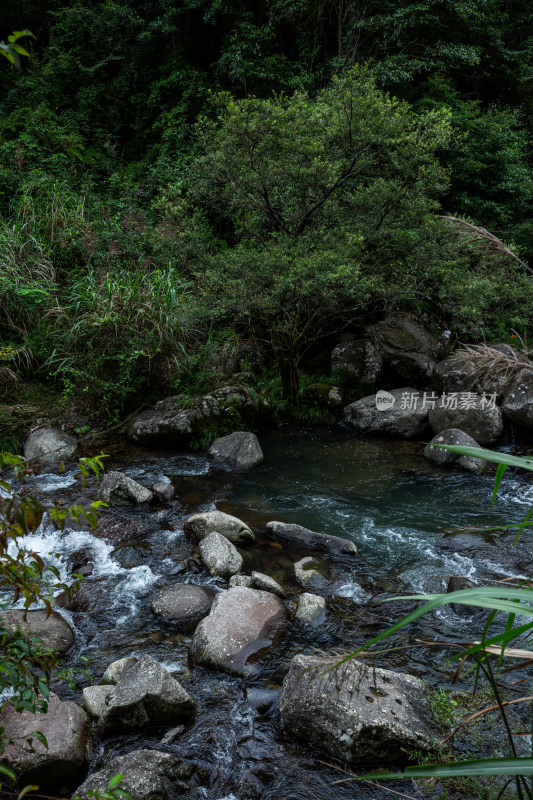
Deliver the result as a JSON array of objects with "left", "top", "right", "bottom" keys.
[
  {"left": 27, "top": 472, "right": 78, "bottom": 493},
  {"left": 334, "top": 581, "right": 370, "bottom": 602}
]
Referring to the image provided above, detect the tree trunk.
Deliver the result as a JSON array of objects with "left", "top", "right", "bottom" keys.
[{"left": 277, "top": 351, "right": 300, "bottom": 403}]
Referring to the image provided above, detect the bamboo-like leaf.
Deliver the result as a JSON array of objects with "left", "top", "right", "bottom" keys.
[
  {"left": 108, "top": 774, "right": 124, "bottom": 789},
  {"left": 435, "top": 443, "right": 533, "bottom": 471},
  {"left": 491, "top": 463, "right": 507, "bottom": 509},
  {"left": 358, "top": 757, "right": 533, "bottom": 780}
]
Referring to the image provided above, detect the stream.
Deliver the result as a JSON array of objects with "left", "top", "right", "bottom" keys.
[{"left": 11, "top": 425, "right": 533, "bottom": 799}]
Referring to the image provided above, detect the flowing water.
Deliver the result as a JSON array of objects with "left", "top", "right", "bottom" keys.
[{"left": 9, "top": 426, "right": 533, "bottom": 799}]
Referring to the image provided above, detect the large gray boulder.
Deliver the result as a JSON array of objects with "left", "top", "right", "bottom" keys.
[
  {"left": 331, "top": 339, "right": 383, "bottom": 383},
  {"left": 424, "top": 428, "right": 482, "bottom": 465},
  {"left": 344, "top": 387, "right": 432, "bottom": 438},
  {"left": 199, "top": 532, "right": 242, "bottom": 579},
  {"left": 1, "top": 693, "right": 89, "bottom": 788},
  {"left": 98, "top": 470, "right": 153, "bottom": 505},
  {"left": 0, "top": 609, "right": 75, "bottom": 655},
  {"left": 73, "top": 750, "right": 189, "bottom": 800},
  {"left": 98, "top": 654, "right": 196, "bottom": 734},
  {"left": 280, "top": 654, "right": 433, "bottom": 765},
  {"left": 208, "top": 431, "right": 264, "bottom": 470},
  {"left": 429, "top": 394, "right": 503, "bottom": 445},
  {"left": 190, "top": 586, "right": 287, "bottom": 676},
  {"left": 184, "top": 510, "right": 254, "bottom": 544},
  {"left": 367, "top": 313, "right": 438, "bottom": 383},
  {"left": 151, "top": 583, "right": 216, "bottom": 629},
  {"left": 265, "top": 521, "right": 357, "bottom": 556},
  {"left": 126, "top": 387, "right": 255, "bottom": 446},
  {"left": 23, "top": 428, "right": 77, "bottom": 465},
  {"left": 503, "top": 369, "right": 533, "bottom": 430}
]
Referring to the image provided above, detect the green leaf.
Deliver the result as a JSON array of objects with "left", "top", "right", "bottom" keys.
[
  {"left": 358, "top": 756, "right": 533, "bottom": 780},
  {"left": 0, "top": 765, "right": 16, "bottom": 780},
  {"left": 30, "top": 730, "right": 48, "bottom": 749},
  {"left": 7, "top": 31, "right": 35, "bottom": 43},
  {"left": 435, "top": 444, "right": 533, "bottom": 471},
  {"left": 491, "top": 462, "right": 507, "bottom": 509},
  {"left": 108, "top": 774, "right": 124, "bottom": 789}
]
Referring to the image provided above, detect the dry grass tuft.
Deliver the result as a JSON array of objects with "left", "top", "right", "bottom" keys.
[
  {"left": 448, "top": 343, "right": 532, "bottom": 393},
  {"left": 440, "top": 215, "right": 533, "bottom": 276}
]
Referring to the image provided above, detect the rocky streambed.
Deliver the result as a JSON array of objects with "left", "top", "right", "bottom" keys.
[{"left": 2, "top": 426, "right": 533, "bottom": 799}]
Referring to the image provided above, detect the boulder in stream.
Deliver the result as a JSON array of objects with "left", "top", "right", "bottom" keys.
[
  {"left": 280, "top": 654, "right": 433, "bottom": 765},
  {"left": 424, "top": 428, "right": 482, "bottom": 465},
  {"left": 73, "top": 749, "right": 189, "bottom": 800},
  {"left": 184, "top": 509, "right": 255, "bottom": 544},
  {"left": 0, "top": 608, "right": 75, "bottom": 655},
  {"left": 152, "top": 481, "right": 175, "bottom": 503},
  {"left": 82, "top": 685, "right": 113, "bottom": 719},
  {"left": 98, "top": 654, "right": 196, "bottom": 734},
  {"left": 429, "top": 394, "right": 503, "bottom": 445},
  {"left": 251, "top": 571, "right": 285, "bottom": 598},
  {"left": 23, "top": 427, "right": 77, "bottom": 465},
  {"left": 294, "top": 556, "right": 329, "bottom": 589},
  {"left": 199, "top": 532, "right": 243, "bottom": 579},
  {"left": 265, "top": 521, "right": 357, "bottom": 556},
  {"left": 151, "top": 583, "right": 216, "bottom": 629},
  {"left": 190, "top": 586, "right": 287, "bottom": 676},
  {"left": 208, "top": 431, "right": 264, "bottom": 470},
  {"left": 126, "top": 387, "right": 255, "bottom": 446},
  {"left": 101, "top": 656, "right": 139, "bottom": 685},
  {"left": 343, "top": 387, "right": 432, "bottom": 438},
  {"left": 98, "top": 470, "right": 154, "bottom": 505},
  {"left": 295, "top": 593, "right": 326, "bottom": 627},
  {"left": 1, "top": 693, "right": 89, "bottom": 789}
]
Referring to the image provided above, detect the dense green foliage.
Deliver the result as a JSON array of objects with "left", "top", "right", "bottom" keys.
[{"left": 1, "top": 0, "right": 532, "bottom": 415}]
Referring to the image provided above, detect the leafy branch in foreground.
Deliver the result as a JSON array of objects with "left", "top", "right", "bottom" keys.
[
  {"left": 0, "top": 451, "right": 107, "bottom": 795},
  {"left": 337, "top": 445, "right": 533, "bottom": 799}
]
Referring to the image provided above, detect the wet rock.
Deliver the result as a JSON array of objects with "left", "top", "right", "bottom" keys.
[
  {"left": 229, "top": 574, "right": 254, "bottom": 588},
  {"left": 265, "top": 521, "right": 357, "bottom": 556},
  {"left": 1, "top": 693, "right": 89, "bottom": 788},
  {"left": 294, "top": 556, "right": 329, "bottom": 589},
  {"left": 199, "top": 532, "right": 243, "bottom": 579},
  {"left": 331, "top": 339, "right": 383, "bottom": 383},
  {"left": 0, "top": 609, "right": 74, "bottom": 655},
  {"left": 295, "top": 593, "right": 326, "bottom": 627},
  {"left": 23, "top": 427, "right": 77, "bottom": 465},
  {"left": 251, "top": 571, "right": 285, "bottom": 598},
  {"left": 343, "top": 387, "right": 432, "bottom": 438},
  {"left": 126, "top": 386, "right": 255, "bottom": 447},
  {"left": 55, "top": 584, "right": 93, "bottom": 612},
  {"left": 82, "top": 685, "right": 113, "bottom": 719},
  {"left": 98, "top": 654, "right": 196, "bottom": 734},
  {"left": 98, "top": 470, "right": 153, "bottom": 505},
  {"left": 280, "top": 654, "right": 433, "bottom": 765},
  {"left": 152, "top": 481, "right": 175, "bottom": 503},
  {"left": 367, "top": 313, "right": 438, "bottom": 383},
  {"left": 111, "top": 540, "right": 151, "bottom": 569},
  {"left": 503, "top": 369, "right": 533, "bottom": 430},
  {"left": 424, "top": 428, "right": 482, "bottom": 465},
  {"left": 447, "top": 575, "right": 477, "bottom": 615},
  {"left": 190, "top": 586, "right": 287, "bottom": 676},
  {"left": 73, "top": 749, "right": 187, "bottom": 800},
  {"left": 101, "top": 656, "right": 138, "bottom": 685},
  {"left": 208, "top": 431, "right": 264, "bottom": 470},
  {"left": 458, "top": 452, "right": 490, "bottom": 473},
  {"left": 184, "top": 509, "right": 255, "bottom": 544},
  {"left": 245, "top": 687, "right": 280, "bottom": 715},
  {"left": 429, "top": 394, "right": 503, "bottom": 445},
  {"left": 151, "top": 583, "right": 216, "bottom": 629}
]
